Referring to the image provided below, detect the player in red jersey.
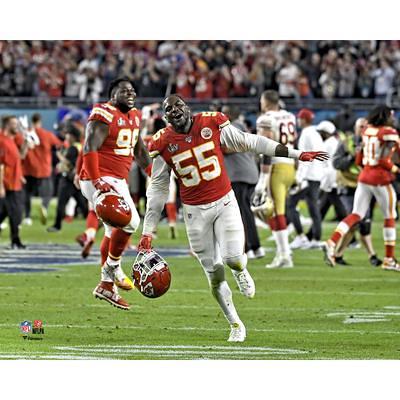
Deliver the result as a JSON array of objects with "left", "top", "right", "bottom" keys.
[
  {"left": 23, "top": 113, "right": 63, "bottom": 225},
  {"left": 137, "top": 94, "right": 328, "bottom": 341},
  {"left": 323, "top": 105, "right": 400, "bottom": 271},
  {"left": 79, "top": 77, "right": 152, "bottom": 310}
]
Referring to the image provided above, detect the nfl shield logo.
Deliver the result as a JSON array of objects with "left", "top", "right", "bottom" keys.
[
  {"left": 117, "top": 118, "right": 125, "bottom": 126},
  {"left": 185, "top": 136, "right": 192, "bottom": 143},
  {"left": 20, "top": 320, "right": 32, "bottom": 335}
]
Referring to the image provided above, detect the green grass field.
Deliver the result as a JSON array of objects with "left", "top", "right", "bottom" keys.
[{"left": 0, "top": 198, "right": 400, "bottom": 360}]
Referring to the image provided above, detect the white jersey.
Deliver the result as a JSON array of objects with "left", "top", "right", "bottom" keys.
[{"left": 256, "top": 110, "right": 296, "bottom": 165}]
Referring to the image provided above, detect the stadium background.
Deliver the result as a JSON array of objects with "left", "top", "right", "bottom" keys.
[{"left": 0, "top": 40, "right": 400, "bottom": 361}]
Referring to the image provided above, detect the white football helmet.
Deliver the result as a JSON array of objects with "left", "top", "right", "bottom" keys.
[{"left": 251, "top": 192, "right": 274, "bottom": 222}]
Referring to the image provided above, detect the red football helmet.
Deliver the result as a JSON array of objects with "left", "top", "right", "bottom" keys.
[
  {"left": 131, "top": 250, "right": 171, "bottom": 298},
  {"left": 94, "top": 191, "right": 132, "bottom": 228}
]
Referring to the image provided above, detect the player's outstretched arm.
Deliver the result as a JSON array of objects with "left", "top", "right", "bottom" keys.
[
  {"left": 140, "top": 156, "right": 171, "bottom": 251},
  {"left": 220, "top": 124, "right": 328, "bottom": 162}
]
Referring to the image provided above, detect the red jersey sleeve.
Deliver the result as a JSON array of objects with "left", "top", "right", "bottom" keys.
[
  {"left": 379, "top": 127, "right": 399, "bottom": 142},
  {"left": 148, "top": 128, "right": 167, "bottom": 158},
  {"left": 215, "top": 112, "right": 230, "bottom": 129},
  {"left": 88, "top": 103, "right": 115, "bottom": 126}
]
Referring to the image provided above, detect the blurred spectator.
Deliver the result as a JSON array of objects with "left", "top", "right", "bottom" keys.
[
  {"left": 1, "top": 40, "right": 400, "bottom": 100},
  {"left": 47, "top": 123, "right": 88, "bottom": 232},
  {"left": 22, "top": 113, "right": 63, "bottom": 226},
  {"left": 371, "top": 58, "right": 395, "bottom": 98},
  {"left": 0, "top": 115, "right": 29, "bottom": 248}
]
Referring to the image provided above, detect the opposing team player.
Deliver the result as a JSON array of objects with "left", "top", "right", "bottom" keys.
[
  {"left": 323, "top": 105, "right": 400, "bottom": 271},
  {"left": 254, "top": 90, "right": 298, "bottom": 268},
  {"left": 79, "top": 77, "right": 152, "bottom": 309},
  {"left": 137, "top": 94, "right": 327, "bottom": 341}
]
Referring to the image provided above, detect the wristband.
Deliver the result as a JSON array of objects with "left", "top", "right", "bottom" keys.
[{"left": 83, "top": 151, "right": 100, "bottom": 180}]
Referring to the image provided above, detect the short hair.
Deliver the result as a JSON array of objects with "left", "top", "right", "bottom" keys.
[
  {"left": 162, "top": 94, "right": 186, "bottom": 109},
  {"left": 261, "top": 90, "right": 280, "bottom": 105},
  {"left": 31, "top": 113, "right": 42, "bottom": 124},
  {"left": 108, "top": 77, "right": 135, "bottom": 98},
  {"left": 1, "top": 115, "right": 17, "bottom": 130},
  {"left": 366, "top": 105, "right": 393, "bottom": 126}
]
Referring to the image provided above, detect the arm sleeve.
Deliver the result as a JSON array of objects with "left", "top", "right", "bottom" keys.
[
  {"left": 142, "top": 155, "right": 171, "bottom": 235},
  {"left": 220, "top": 124, "right": 279, "bottom": 156}
]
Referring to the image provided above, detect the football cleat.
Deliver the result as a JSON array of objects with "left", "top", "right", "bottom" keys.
[
  {"left": 75, "top": 233, "right": 95, "bottom": 259},
  {"left": 290, "top": 235, "right": 310, "bottom": 250},
  {"left": 228, "top": 321, "right": 246, "bottom": 342},
  {"left": 231, "top": 268, "right": 255, "bottom": 298},
  {"left": 114, "top": 265, "right": 134, "bottom": 291},
  {"left": 265, "top": 254, "right": 293, "bottom": 269},
  {"left": 131, "top": 250, "right": 171, "bottom": 298},
  {"left": 93, "top": 281, "right": 130, "bottom": 310},
  {"left": 369, "top": 254, "right": 382, "bottom": 267},
  {"left": 94, "top": 190, "right": 132, "bottom": 228},
  {"left": 253, "top": 247, "right": 265, "bottom": 259},
  {"left": 381, "top": 258, "right": 400, "bottom": 272},
  {"left": 246, "top": 250, "right": 255, "bottom": 260},
  {"left": 322, "top": 240, "right": 336, "bottom": 267}
]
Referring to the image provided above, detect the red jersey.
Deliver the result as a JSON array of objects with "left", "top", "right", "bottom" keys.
[
  {"left": 358, "top": 125, "right": 399, "bottom": 186},
  {"left": 0, "top": 133, "right": 23, "bottom": 191},
  {"left": 80, "top": 102, "right": 141, "bottom": 181},
  {"left": 148, "top": 112, "right": 232, "bottom": 205},
  {"left": 23, "top": 128, "right": 62, "bottom": 178}
]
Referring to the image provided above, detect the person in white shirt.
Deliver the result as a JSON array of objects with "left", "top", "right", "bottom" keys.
[
  {"left": 318, "top": 121, "right": 348, "bottom": 231},
  {"left": 287, "top": 110, "right": 325, "bottom": 249}
]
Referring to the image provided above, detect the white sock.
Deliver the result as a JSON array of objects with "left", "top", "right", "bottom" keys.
[
  {"left": 101, "top": 259, "right": 120, "bottom": 282},
  {"left": 272, "top": 230, "right": 281, "bottom": 253},
  {"left": 275, "top": 229, "right": 291, "bottom": 257},
  {"left": 212, "top": 281, "right": 241, "bottom": 325}
]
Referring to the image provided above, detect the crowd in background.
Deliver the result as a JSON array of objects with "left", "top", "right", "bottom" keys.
[{"left": 1, "top": 40, "right": 400, "bottom": 102}]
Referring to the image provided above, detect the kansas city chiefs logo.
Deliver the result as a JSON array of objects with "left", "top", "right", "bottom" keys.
[
  {"left": 142, "top": 282, "right": 154, "bottom": 296},
  {"left": 201, "top": 127, "right": 212, "bottom": 139},
  {"left": 117, "top": 198, "right": 130, "bottom": 211}
]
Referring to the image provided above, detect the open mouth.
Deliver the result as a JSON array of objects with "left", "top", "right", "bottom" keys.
[{"left": 173, "top": 113, "right": 184, "bottom": 123}]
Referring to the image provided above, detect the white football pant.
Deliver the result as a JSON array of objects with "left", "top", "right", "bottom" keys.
[{"left": 80, "top": 176, "right": 140, "bottom": 236}]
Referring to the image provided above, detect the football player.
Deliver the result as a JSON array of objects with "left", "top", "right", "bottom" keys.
[
  {"left": 323, "top": 105, "right": 400, "bottom": 271},
  {"left": 137, "top": 94, "right": 327, "bottom": 342},
  {"left": 79, "top": 77, "right": 152, "bottom": 310},
  {"left": 254, "top": 90, "right": 297, "bottom": 268}
]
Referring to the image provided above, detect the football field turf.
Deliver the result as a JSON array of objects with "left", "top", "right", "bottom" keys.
[{"left": 0, "top": 201, "right": 399, "bottom": 360}]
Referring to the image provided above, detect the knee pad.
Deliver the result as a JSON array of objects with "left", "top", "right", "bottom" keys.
[{"left": 223, "top": 254, "right": 247, "bottom": 271}]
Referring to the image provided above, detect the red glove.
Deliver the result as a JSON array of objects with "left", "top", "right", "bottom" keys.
[
  {"left": 93, "top": 178, "right": 116, "bottom": 193},
  {"left": 137, "top": 234, "right": 153, "bottom": 252},
  {"left": 299, "top": 151, "right": 329, "bottom": 162}
]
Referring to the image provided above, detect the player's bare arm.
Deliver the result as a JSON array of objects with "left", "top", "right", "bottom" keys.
[
  {"left": 134, "top": 134, "right": 152, "bottom": 171},
  {"left": 83, "top": 120, "right": 109, "bottom": 154}
]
